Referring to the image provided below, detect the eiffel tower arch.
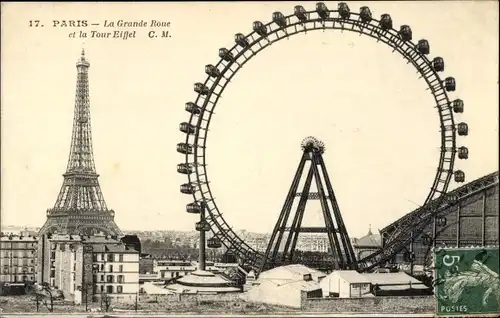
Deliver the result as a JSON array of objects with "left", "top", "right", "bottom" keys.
[
  {"left": 258, "top": 137, "right": 357, "bottom": 273},
  {"left": 39, "top": 50, "right": 122, "bottom": 237}
]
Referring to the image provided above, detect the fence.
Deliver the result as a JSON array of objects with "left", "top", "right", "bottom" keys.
[{"left": 301, "top": 292, "right": 434, "bottom": 313}]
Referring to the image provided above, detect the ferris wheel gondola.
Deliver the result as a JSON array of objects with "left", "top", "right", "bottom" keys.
[
  {"left": 359, "top": 7, "right": 373, "bottom": 23},
  {"left": 316, "top": 3, "right": 330, "bottom": 20},
  {"left": 177, "top": 2, "right": 469, "bottom": 274},
  {"left": 294, "top": 6, "right": 309, "bottom": 21},
  {"left": 337, "top": 3, "right": 351, "bottom": 19}
]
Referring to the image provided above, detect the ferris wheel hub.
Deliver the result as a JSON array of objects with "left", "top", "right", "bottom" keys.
[{"left": 301, "top": 136, "right": 325, "bottom": 154}]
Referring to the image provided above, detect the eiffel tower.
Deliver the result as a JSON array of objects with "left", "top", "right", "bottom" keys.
[
  {"left": 258, "top": 137, "right": 357, "bottom": 273},
  {"left": 39, "top": 50, "right": 122, "bottom": 237}
]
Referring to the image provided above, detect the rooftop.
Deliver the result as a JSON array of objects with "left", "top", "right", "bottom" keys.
[
  {"left": 259, "top": 264, "right": 326, "bottom": 282},
  {"left": 353, "top": 233, "right": 382, "bottom": 248},
  {"left": 0, "top": 234, "right": 38, "bottom": 241},
  {"left": 92, "top": 244, "right": 138, "bottom": 254},
  {"left": 48, "top": 234, "right": 122, "bottom": 241},
  {"left": 361, "top": 272, "right": 426, "bottom": 287},
  {"left": 166, "top": 270, "right": 240, "bottom": 294},
  {"left": 326, "top": 270, "right": 370, "bottom": 284}
]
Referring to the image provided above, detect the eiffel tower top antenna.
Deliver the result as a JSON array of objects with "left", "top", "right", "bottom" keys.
[{"left": 65, "top": 47, "right": 95, "bottom": 174}]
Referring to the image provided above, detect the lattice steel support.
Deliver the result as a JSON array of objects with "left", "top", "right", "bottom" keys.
[
  {"left": 258, "top": 137, "right": 357, "bottom": 273},
  {"left": 39, "top": 50, "right": 121, "bottom": 237}
]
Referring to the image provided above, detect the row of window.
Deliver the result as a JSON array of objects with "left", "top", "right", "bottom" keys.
[
  {"left": 2, "top": 266, "right": 34, "bottom": 274},
  {"left": 160, "top": 271, "right": 189, "bottom": 278},
  {"left": 0, "top": 242, "right": 37, "bottom": 249},
  {"left": 93, "top": 253, "right": 125, "bottom": 263},
  {"left": 94, "top": 264, "right": 124, "bottom": 273},
  {"left": 156, "top": 262, "right": 193, "bottom": 267},
  {"left": 0, "top": 274, "right": 35, "bottom": 282},
  {"left": 93, "top": 274, "right": 126, "bottom": 283},
  {"left": 97, "top": 284, "right": 124, "bottom": 294},
  {"left": 0, "top": 259, "right": 35, "bottom": 265},
  {"left": 0, "top": 251, "right": 36, "bottom": 257}
]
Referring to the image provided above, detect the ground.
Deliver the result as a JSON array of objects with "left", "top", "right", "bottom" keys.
[
  {"left": 0, "top": 295, "right": 80, "bottom": 313},
  {"left": 0, "top": 295, "right": 299, "bottom": 315},
  {"left": 113, "top": 298, "right": 300, "bottom": 314}
]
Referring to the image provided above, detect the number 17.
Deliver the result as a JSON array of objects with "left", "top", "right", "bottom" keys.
[{"left": 29, "top": 20, "right": 40, "bottom": 27}]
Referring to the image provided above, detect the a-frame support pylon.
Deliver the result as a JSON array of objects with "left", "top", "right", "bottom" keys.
[{"left": 258, "top": 137, "right": 357, "bottom": 273}]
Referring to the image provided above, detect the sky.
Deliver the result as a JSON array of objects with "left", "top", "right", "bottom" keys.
[{"left": 1, "top": 1, "right": 498, "bottom": 239}]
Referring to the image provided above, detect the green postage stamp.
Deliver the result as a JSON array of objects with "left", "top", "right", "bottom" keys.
[{"left": 434, "top": 247, "right": 500, "bottom": 316}]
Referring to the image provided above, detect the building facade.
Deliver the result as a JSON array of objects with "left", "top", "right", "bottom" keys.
[
  {"left": 151, "top": 259, "right": 239, "bottom": 281},
  {"left": 154, "top": 259, "right": 196, "bottom": 280},
  {"left": 0, "top": 233, "right": 37, "bottom": 283},
  {"left": 92, "top": 244, "right": 140, "bottom": 301},
  {"left": 352, "top": 227, "right": 382, "bottom": 260},
  {"left": 381, "top": 171, "right": 499, "bottom": 267},
  {"left": 36, "top": 234, "right": 139, "bottom": 302}
]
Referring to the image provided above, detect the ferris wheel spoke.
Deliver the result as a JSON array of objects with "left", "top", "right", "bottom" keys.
[
  {"left": 349, "top": 19, "right": 360, "bottom": 31},
  {"left": 441, "top": 111, "right": 454, "bottom": 121},
  {"left": 426, "top": 76, "right": 441, "bottom": 86},
  {"left": 416, "top": 60, "right": 429, "bottom": 71},
  {"left": 435, "top": 95, "right": 449, "bottom": 105},
  {"left": 441, "top": 117, "right": 455, "bottom": 128},
  {"left": 404, "top": 44, "right": 419, "bottom": 60},
  {"left": 434, "top": 89, "right": 447, "bottom": 99},
  {"left": 420, "top": 66, "right": 435, "bottom": 78},
  {"left": 266, "top": 32, "right": 279, "bottom": 46},
  {"left": 353, "top": 22, "right": 365, "bottom": 33},
  {"left": 437, "top": 167, "right": 453, "bottom": 173},
  {"left": 442, "top": 124, "right": 456, "bottom": 132},
  {"left": 367, "top": 24, "right": 379, "bottom": 38},
  {"left": 389, "top": 35, "right": 403, "bottom": 52},
  {"left": 443, "top": 158, "right": 453, "bottom": 164}
]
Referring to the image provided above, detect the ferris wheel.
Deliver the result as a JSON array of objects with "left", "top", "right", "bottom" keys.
[{"left": 177, "top": 2, "right": 469, "bottom": 273}]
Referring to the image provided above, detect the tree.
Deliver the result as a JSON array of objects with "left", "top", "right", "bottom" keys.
[
  {"left": 101, "top": 292, "right": 112, "bottom": 312},
  {"left": 79, "top": 282, "right": 93, "bottom": 311},
  {"left": 33, "top": 283, "right": 64, "bottom": 312}
]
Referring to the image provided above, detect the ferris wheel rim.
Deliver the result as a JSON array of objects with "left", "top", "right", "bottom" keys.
[{"left": 181, "top": 4, "right": 463, "bottom": 270}]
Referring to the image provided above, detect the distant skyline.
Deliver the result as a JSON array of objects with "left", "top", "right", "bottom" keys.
[
  {"left": 1, "top": 2, "right": 498, "bottom": 239},
  {"left": 1, "top": 224, "right": 376, "bottom": 241}
]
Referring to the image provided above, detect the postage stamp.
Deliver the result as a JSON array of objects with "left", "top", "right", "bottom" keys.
[{"left": 434, "top": 247, "right": 500, "bottom": 317}]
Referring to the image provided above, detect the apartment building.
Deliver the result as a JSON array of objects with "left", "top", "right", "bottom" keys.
[
  {"left": 92, "top": 244, "right": 140, "bottom": 301},
  {"left": 37, "top": 234, "right": 139, "bottom": 303},
  {"left": 0, "top": 233, "right": 37, "bottom": 283}
]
